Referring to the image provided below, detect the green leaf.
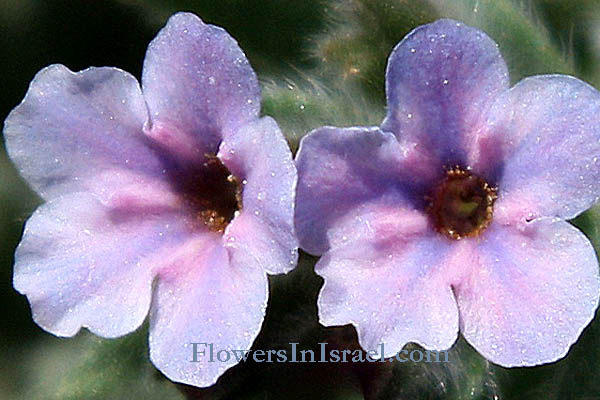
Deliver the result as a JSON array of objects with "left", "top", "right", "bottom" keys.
[
  {"left": 374, "top": 339, "right": 499, "bottom": 400},
  {"left": 572, "top": 203, "right": 600, "bottom": 255},
  {"left": 439, "top": 0, "right": 574, "bottom": 81},
  {"left": 119, "top": 0, "right": 328, "bottom": 75},
  {"left": 19, "top": 327, "right": 183, "bottom": 400},
  {"left": 312, "top": 0, "right": 574, "bottom": 103},
  {"left": 261, "top": 79, "right": 384, "bottom": 151}
]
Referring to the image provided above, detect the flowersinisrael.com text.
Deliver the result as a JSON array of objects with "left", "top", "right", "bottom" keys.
[{"left": 190, "top": 342, "right": 449, "bottom": 363}]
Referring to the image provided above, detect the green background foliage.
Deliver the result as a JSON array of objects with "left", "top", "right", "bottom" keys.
[{"left": 1, "top": 1, "right": 600, "bottom": 399}]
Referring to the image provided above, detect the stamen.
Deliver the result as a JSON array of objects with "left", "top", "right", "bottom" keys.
[
  {"left": 183, "top": 154, "right": 243, "bottom": 233},
  {"left": 427, "top": 166, "right": 497, "bottom": 240}
]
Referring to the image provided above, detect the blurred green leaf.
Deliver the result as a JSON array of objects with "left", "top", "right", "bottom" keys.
[
  {"left": 20, "top": 327, "right": 183, "bottom": 400},
  {"left": 120, "top": 0, "right": 328, "bottom": 75},
  {"left": 533, "top": 0, "right": 600, "bottom": 87},
  {"left": 573, "top": 203, "right": 600, "bottom": 255},
  {"left": 312, "top": 0, "right": 574, "bottom": 103},
  {"left": 374, "top": 339, "right": 499, "bottom": 400},
  {"left": 261, "top": 78, "right": 384, "bottom": 151}
]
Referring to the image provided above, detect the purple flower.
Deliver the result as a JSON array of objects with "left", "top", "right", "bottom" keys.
[
  {"left": 295, "top": 19, "right": 600, "bottom": 367},
  {"left": 4, "top": 13, "right": 297, "bottom": 387}
]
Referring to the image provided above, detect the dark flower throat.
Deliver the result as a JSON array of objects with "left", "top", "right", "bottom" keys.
[
  {"left": 185, "top": 154, "right": 242, "bottom": 233},
  {"left": 427, "top": 166, "right": 496, "bottom": 240}
]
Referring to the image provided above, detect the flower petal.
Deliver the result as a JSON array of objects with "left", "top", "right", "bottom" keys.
[
  {"left": 382, "top": 19, "right": 509, "bottom": 167},
  {"left": 13, "top": 193, "right": 196, "bottom": 338},
  {"left": 219, "top": 117, "right": 297, "bottom": 274},
  {"left": 149, "top": 239, "right": 268, "bottom": 387},
  {"left": 3, "top": 65, "right": 162, "bottom": 201},
  {"left": 483, "top": 75, "right": 600, "bottom": 220},
  {"left": 142, "top": 12, "right": 260, "bottom": 158},
  {"left": 295, "top": 126, "right": 432, "bottom": 255},
  {"left": 316, "top": 209, "right": 459, "bottom": 355},
  {"left": 455, "top": 219, "right": 600, "bottom": 367}
]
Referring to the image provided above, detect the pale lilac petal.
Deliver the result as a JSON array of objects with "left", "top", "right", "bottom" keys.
[
  {"left": 295, "top": 126, "right": 433, "bottom": 255},
  {"left": 218, "top": 117, "right": 297, "bottom": 274},
  {"left": 316, "top": 208, "right": 459, "bottom": 355},
  {"left": 455, "top": 219, "right": 600, "bottom": 367},
  {"left": 382, "top": 19, "right": 509, "bottom": 167},
  {"left": 142, "top": 12, "right": 260, "bottom": 158},
  {"left": 3, "top": 65, "right": 163, "bottom": 201},
  {"left": 480, "top": 75, "right": 600, "bottom": 220},
  {"left": 13, "top": 193, "right": 198, "bottom": 338},
  {"left": 149, "top": 239, "right": 268, "bottom": 387}
]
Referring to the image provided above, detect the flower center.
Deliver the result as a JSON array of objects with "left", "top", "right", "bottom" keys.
[
  {"left": 184, "top": 154, "right": 242, "bottom": 234},
  {"left": 427, "top": 166, "right": 496, "bottom": 240}
]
